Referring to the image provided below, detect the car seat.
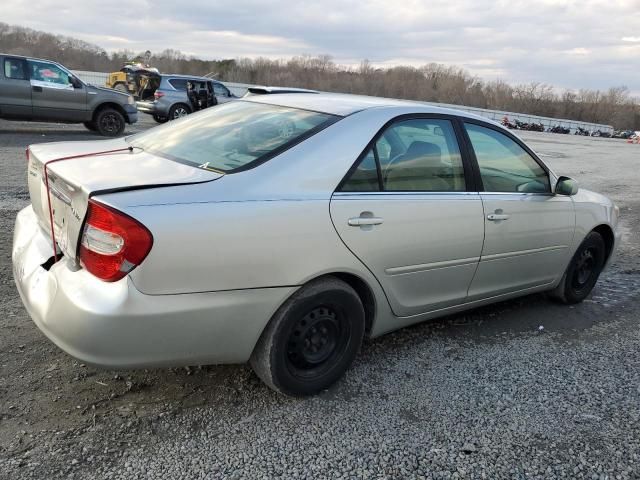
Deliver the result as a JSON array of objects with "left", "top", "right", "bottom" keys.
[{"left": 384, "top": 141, "right": 453, "bottom": 191}]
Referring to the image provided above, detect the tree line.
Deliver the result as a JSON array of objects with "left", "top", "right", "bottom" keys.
[{"left": 1, "top": 22, "right": 638, "bottom": 129}]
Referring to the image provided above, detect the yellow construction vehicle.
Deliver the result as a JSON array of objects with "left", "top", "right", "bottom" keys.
[{"left": 106, "top": 62, "right": 161, "bottom": 100}]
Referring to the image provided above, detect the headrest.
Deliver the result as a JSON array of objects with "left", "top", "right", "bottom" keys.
[{"left": 405, "top": 141, "right": 441, "bottom": 159}]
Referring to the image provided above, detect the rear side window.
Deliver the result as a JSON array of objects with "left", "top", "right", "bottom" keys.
[
  {"left": 341, "top": 149, "right": 379, "bottom": 191},
  {"left": 465, "top": 123, "right": 550, "bottom": 193},
  {"left": 168, "top": 79, "right": 188, "bottom": 90},
  {"left": 340, "top": 118, "right": 466, "bottom": 192},
  {"left": 127, "top": 101, "right": 339, "bottom": 173},
  {"left": 4, "top": 58, "right": 27, "bottom": 80}
]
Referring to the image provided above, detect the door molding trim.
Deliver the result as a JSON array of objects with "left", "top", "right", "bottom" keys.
[
  {"left": 481, "top": 245, "right": 568, "bottom": 262},
  {"left": 385, "top": 256, "right": 480, "bottom": 276}
]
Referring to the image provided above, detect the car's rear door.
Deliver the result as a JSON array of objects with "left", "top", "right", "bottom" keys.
[
  {"left": 330, "top": 116, "right": 484, "bottom": 317},
  {"left": 462, "top": 121, "right": 575, "bottom": 299},
  {"left": 0, "top": 56, "right": 32, "bottom": 119},
  {"left": 28, "top": 59, "right": 88, "bottom": 122}
]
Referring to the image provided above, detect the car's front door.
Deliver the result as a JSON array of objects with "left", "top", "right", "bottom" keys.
[
  {"left": 27, "top": 59, "right": 88, "bottom": 122},
  {"left": 213, "top": 82, "right": 234, "bottom": 103},
  {"left": 0, "top": 57, "right": 32, "bottom": 119},
  {"left": 463, "top": 121, "right": 575, "bottom": 299},
  {"left": 330, "top": 116, "right": 485, "bottom": 317}
]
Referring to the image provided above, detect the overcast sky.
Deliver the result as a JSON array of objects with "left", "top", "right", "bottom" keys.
[{"left": 4, "top": 0, "right": 640, "bottom": 94}]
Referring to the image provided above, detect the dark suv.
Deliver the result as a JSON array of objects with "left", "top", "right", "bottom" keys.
[
  {"left": 136, "top": 74, "right": 237, "bottom": 122},
  {"left": 0, "top": 54, "right": 137, "bottom": 136}
]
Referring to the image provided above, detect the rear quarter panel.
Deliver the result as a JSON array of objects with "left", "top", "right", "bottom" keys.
[{"left": 120, "top": 199, "right": 379, "bottom": 295}]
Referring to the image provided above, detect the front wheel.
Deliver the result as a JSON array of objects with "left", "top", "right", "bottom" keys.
[
  {"left": 550, "top": 231, "right": 606, "bottom": 304},
  {"left": 250, "top": 277, "right": 365, "bottom": 396},
  {"left": 153, "top": 114, "right": 168, "bottom": 123},
  {"left": 94, "top": 108, "right": 125, "bottom": 137}
]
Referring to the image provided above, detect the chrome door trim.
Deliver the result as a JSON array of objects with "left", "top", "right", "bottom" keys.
[
  {"left": 333, "top": 191, "right": 480, "bottom": 198},
  {"left": 479, "top": 191, "right": 555, "bottom": 197}
]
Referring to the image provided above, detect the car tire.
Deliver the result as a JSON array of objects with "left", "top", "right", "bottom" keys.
[
  {"left": 168, "top": 103, "right": 191, "bottom": 121},
  {"left": 83, "top": 121, "right": 97, "bottom": 132},
  {"left": 250, "top": 277, "right": 365, "bottom": 396},
  {"left": 550, "top": 231, "right": 606, "bottom": 304},
  {"left": 153, "top": 114, "right": 168, "bottom": 124},
  {"left": 94, "top": 108, "right": 126, "bottom": 137}
]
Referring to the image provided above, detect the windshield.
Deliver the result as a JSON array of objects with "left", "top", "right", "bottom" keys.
[{"left": 127, "top": 101, "right": 339, "bottom": 173}]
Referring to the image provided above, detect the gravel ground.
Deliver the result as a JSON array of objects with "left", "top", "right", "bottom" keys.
[{"left": 1, "top": 117, "right": 639, "bottom": 479}]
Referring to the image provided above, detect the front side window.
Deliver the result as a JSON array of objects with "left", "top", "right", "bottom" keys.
[
  {"left": 213, "top": 83, "right": 231, "bottom": 97},
  {"left": 127, "top": 101, "right": 339, "bottom": 173},
  {"left": 465, "top": 123, "right": 550, "bottom": 193},
  {"left": 4, "top": 58, "right": 27, "bottom": 80},
  {"left": 27, "top": 60, "right": 71, "bottom": 86},
  {"left": 340, "top": 118, "right": 466, "bottom": 192}
]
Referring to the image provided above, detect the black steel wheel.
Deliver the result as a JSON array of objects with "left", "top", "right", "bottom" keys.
[
  {"left": 250, "top": 277, "right": 365, "bottom": 396},
  {"left": 94, "top": 108, "right": 125, "bottom": 137},
  {"left": 550, "top": 231, "right": 606, "bottom": 304},
  {"left": 286, "top": 305, "right": 350, "bottom": 379}
]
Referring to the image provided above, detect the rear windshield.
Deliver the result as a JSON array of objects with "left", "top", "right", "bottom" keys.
[{"left": 127, "top": 101, "right": 339, "bottom": 173}]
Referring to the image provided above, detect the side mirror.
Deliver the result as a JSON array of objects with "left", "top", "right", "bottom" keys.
[
  {"left": 433, "top": 126, "right": 444, "bottom": 136},
  {"left": 555, "top": 176, "right": 579, "bottom": 196},
  {"left": 69, "top": 76, "right": 82, "bottom": 89}
]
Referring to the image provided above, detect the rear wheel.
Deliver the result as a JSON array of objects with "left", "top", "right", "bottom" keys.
[
  {"left": 169, "top": 103, "right": 190, "bottom": 121},
  {"left": 550, "top": 231, "right": 606, "bottom": 304},
  {"left": 94, "top": 108, "right": 125, "bottom": 137},
  {"left": 250, "top": 277, "right": 365, "bottom": 396},
  {"left": 83, "top": 121, "right": 97, "bottom": 132},
  {"left": 153, "top": 114, "right": 168, "bottom": 123}
]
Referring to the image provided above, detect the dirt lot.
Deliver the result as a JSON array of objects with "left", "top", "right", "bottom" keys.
[{"left": 1, "top": 116, "right": 639, "bottom": 479}]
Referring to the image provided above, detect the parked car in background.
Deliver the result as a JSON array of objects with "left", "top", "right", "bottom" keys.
[
  {"left": 243, "top": 86, "right": 319, "bottom": 97},
  {"left": 612, "top": 130, "right": 635, "bottom": 139},
  {"left": 0, "top": 53, "right": 137, "bottom": 136},
  {"left": 13, "top": 94, "right": 619, "bottom": 396},
  {"left": 136, "top": 74, "right": 237, "bottom": 122}
]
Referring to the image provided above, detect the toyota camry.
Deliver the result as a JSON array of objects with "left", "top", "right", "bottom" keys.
[{"left": 12, "top": 93, "right": 620, "bottom": 395}]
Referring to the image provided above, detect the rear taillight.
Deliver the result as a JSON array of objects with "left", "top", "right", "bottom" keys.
[
  {"left": 154, "top": 91, "right": 164, "bottom": 100},
  {"left": 26, "top": 147, "right": 30, "bottom": 163},
  {"left": 79, "top": 200, "right": 153, "bottom": 282}
]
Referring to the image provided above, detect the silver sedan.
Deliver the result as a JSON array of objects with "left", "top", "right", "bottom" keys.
[{"left": 12, "top": 93, "right": 620, "bottom": 395}]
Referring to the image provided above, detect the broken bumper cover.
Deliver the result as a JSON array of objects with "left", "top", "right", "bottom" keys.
[{"left": 12, "top": 205, "right": 295, "bottom": 368}]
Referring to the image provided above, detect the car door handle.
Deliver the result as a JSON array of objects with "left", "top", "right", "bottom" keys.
[
  {"left": 348, "top": 216, "right": 384, "bottom": 227},
  {"left": 487, "top": 213, "right": 510, "bottom": 221},
  {"left": 32, "top": 86, "right": 43, "bottom": 93}
]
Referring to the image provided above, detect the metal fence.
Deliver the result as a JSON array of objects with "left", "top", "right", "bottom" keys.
[{"left": 73, "top": 71, "right": 613, "bottom": 134}]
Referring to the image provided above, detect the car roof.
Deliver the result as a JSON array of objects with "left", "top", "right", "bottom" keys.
[
  {"left": 246, "top": 86, "right": 319, "bottom": 95},
  {"left": 1, "top": 53, "right": 64, "bottom": 64},
  {"left": 243, "top": 91, "right": 493, "bottom": 121},
  {"left": 162, "top": 74, "right": 219, "bottom": 82}
]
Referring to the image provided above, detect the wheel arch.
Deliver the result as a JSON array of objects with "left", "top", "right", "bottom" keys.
[
  {"left": 306, "top": 272, "right": 377, "bottom": 337},
  {"left": 592, "top": 223, "right": 615, "bottom": 263},
  {"left": 92, "top": 102, "right": 129, "bottom": 123}
]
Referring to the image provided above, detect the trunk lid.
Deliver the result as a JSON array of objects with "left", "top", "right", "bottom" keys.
[{"left": 27, "top": 138, "right": 221, "bottom": 262}]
